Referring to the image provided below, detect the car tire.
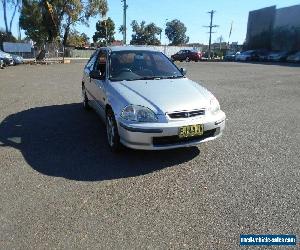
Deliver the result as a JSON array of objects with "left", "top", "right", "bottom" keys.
[
  {"left": 82, "top": 85, "right": 91, "bottom": 110},
  {"left": 106, "top": 109, "right": 121, "bottom": 152},
  {"left": 186, "top": 57, "right": 190, "bottom": 62}
]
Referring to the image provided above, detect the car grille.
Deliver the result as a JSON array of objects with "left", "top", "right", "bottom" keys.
[
  {"left": 153, "top": 129, "right": 216, "bottom": 147},
  {"left": 167, "top": 109, "right": 205, "bottom": 119}
]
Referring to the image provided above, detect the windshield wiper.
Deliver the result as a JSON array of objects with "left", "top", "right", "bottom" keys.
[
  {"left": 137, "top": 76, "right": 162, "bottom": 80},
  {"left": 111, "top": 75, "right": 184, "bottom": 82},
  {"left": 161, "top": 75, "right": 184, "bottom": 79}
]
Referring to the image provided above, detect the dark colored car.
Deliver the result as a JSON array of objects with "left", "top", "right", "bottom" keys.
[
  {"left": 256, "top": 50, "right": 270, "bottom": 61},
  {"left": 171, "top": 49, "right": 202, "bottom": 62},
  {"left": 286, "top": 51, "right": 300, "bottom": 63},
  {"left": 224, "top": 51, "right": 238, "bottom": 61},
  {"left": 0, "top": 50, "right": 14, "bottom": 66},
  {"left": 0, "top": 56, "right": 12, "bottom": 67},
  {"left": 235, "top": 50, "right": 260, "bottom": 61},
  {"left": 267, "top": 51, "right": 295, "bottom": 62}
]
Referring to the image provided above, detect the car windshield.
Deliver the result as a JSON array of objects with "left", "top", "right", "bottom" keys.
[{"left": 109, "top": 50, "right": 183, "bottom": 81}]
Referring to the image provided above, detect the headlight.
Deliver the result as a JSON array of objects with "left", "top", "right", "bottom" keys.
[
  {"left": 121, "top": 105, "right": 158, "bottom": 122},
  {"left": 209, "top": 97, "right": 220, "bottom": 114}
]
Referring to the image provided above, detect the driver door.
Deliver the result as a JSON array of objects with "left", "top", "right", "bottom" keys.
[{"left": 90, "top": 50, "right": 108, "bottom": 119}]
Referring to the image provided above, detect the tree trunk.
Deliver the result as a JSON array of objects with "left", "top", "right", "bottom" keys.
[
  {"left": 9, "top": 1, "right": 19, "bottom": 33},
  {"left": 2, "top": 0, "right": 9, "bottom": 33},
  {"left": 63, "top": 26, "right": 70, "bottom": 47},
  {"left": 62, "top": 16, "right": 71, "bottom": 46}
]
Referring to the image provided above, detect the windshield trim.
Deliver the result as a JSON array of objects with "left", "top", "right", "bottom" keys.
[{"left": 108, "top": 50, "right": 184, "bottom": 82}]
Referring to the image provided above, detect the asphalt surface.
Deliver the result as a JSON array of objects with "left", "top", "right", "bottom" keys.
[{"left": 0, "top": 61, "right": 299, "bottom": 249}]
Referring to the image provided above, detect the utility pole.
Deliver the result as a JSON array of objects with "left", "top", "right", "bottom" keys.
[
  {"left": 164, "top": 18, "right": 168, "bottom": 54},
  {"left": 160, "top": 31, "right": 162, "bottom": 44},
  {"left": 121, "top": 0, "right": 128, "bottom": 45},
  {"left": 105, "top": 19, "right": 108, "bottom": 46},
  {"left": 203, "top": 10, "right": 218, "bottom": 59}
]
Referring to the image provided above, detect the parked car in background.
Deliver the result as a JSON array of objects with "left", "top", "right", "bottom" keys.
[
  {"left": 171, "top": 49, "right": 202, "bottom": 62},
  {"left": 286, "top": 51, "right": 300, "bottom": 63},
  {"left": 11, "top": 54, "right": 24, "bottom": 65},
  {"left": 82, "top": 46, "right": 226, "bottom": 151},
  {"left": 235, "top": 50, "right": 258, "bottom": 61},
  {"left": 267, "top": 51, "right": 294, "bottom": 62},
  {"left": 256, "top": 50, "right": 270, "bottom": 61},
  {"left": 0, "top": 50, "right": 14, "bottom": 66},
  {"left": 0, "top": 56, "right": 11, "bottom": 67},
  {"left": 224, "top": 51, "right": 238, "bottom": 61}
]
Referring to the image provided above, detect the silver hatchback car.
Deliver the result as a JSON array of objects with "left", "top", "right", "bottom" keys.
[{"left": 82, "top": 46, "right": 226, "bottom": 151}]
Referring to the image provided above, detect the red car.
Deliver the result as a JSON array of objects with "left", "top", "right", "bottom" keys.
[{"left": 171, "top": 49, "right": 202, "bottom": 62}]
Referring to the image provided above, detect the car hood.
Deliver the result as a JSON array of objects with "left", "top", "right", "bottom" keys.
[{"left": 111, "top": 78, "right": 213, "bottom": 114}]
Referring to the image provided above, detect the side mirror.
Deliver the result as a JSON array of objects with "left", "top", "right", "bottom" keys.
[
  {"left": 180, "top": 68, "right": 187, "bottom": 76},
  {"left": 89, "top": 70, "right": 104, "bottom": 80}
]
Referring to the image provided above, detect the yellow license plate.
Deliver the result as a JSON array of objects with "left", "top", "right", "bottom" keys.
[{"left": 178, "top": 124, "right": 204, "bottom": 138}]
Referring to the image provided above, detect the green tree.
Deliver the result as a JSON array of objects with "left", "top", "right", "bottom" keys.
[
  {"left": 0, "top": 29, "right": 17, "bottom": 49},
  {"left": 67, "top": 30, "right": 89, "bottom": 46},
  {"left": 19, "top": 0, "right": 49, "bottom": 46},
  {"left": 93, "top": 17, "right": 115, "bottom": 46},
  {"left": 19, "top": 0, "right": 108, "bottom": 46},
  {"left": 81, "top": 33, "right": 90, "bottom": 45},
  {"left": 165, "top": 19, "right": 189, "bottom": 45},
  {"left": 130, "top": 20, "right": 161, "bottom": 45}
]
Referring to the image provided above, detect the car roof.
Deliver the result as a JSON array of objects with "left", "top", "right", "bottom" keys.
[{"left": 102, "top": 46, "right": 159, "bottom": 52}]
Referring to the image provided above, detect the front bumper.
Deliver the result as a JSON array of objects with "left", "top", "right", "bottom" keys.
[{"left": 117, "top": 111, "right": 226, "bottom": 150}]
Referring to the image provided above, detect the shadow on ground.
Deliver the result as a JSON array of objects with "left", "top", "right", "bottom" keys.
[{"left": 0, "top": 103, "right": 199, "bottom": 181}]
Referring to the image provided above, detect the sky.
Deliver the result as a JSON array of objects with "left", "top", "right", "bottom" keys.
[{"left": 1, "top": 0, "right": 300, "bottom": 45}]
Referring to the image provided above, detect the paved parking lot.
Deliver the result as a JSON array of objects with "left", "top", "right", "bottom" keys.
[{"left": 0, "top": 61, "right": 299, "bottom": 249}]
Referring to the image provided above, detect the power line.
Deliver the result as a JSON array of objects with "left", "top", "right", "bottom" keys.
[
  {"left": 121, "top": 0, "right": 128, "bottom": 45},
  {"left": 203, "top": 10, "right": 219, "bottom": 59}
]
